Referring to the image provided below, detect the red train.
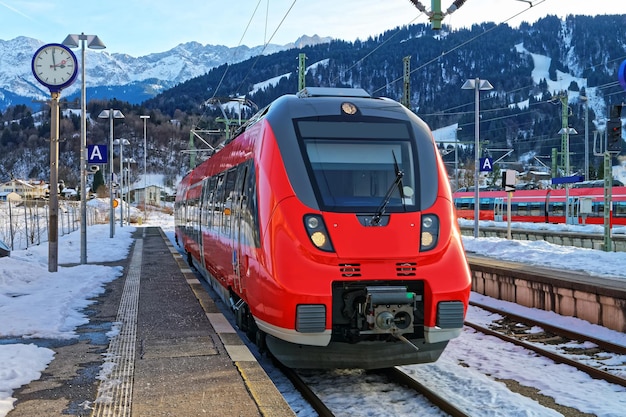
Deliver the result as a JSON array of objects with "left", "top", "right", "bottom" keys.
[
  {"left": 175, "top": 87, "right": 471, "bottom": 369},
  {"left": 453, "top": 185, "right": 626, "bottom": 225}
]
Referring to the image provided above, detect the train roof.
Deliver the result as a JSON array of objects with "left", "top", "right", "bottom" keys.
[{"left": 296, "top": 87, "right": 371, "bottom": 98}]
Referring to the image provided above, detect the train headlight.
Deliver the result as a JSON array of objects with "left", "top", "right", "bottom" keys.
[
  {"left": 311, "top": 231, "right": 327, "bottom": 247},
  {"left": 304, "top": 214, "right": 335, "bottom": 252},
  {"left": 420, "top": 214, "right": 439, "bottom": 252}
]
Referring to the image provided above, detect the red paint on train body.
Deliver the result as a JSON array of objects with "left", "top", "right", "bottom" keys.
[{"left": 175, "top": 88, "right": 471, "bottom": 369}]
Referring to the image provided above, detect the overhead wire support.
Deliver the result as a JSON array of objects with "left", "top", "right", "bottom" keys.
[{"left": 406, "top": 0, "right": 469, "bottom": 30}]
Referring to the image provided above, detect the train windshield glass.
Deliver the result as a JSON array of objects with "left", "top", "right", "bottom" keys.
[{"left": 296, "top": 120, "right": 417, "bottom": 212}]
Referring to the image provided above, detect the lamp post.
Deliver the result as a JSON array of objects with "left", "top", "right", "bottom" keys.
[
  {"left": 140, "top": 115, "right": 150, "bottom": 214},
  {"left": 114, "top": 138, "right": 130, "bottom": 227},
  {"left": 62, "top": 33, "right": 105, "bottom": 264},
  {"left": 462, "top": 78, "right": 493, "bottom": 238},
  {"left": 124, "top": 157, "right": 136, "bottom": 225},
  {"left": 98, "top": 109, "right": 125, "bottom": 237}
]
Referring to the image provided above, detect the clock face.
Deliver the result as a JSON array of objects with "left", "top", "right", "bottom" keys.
[{"left": 31, "top": 43, "right": 78, "bottom": 92}]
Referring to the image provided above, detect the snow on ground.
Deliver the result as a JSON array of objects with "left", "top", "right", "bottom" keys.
[{"left": 1, "top": 213, "right": 625, "bottom": 416}]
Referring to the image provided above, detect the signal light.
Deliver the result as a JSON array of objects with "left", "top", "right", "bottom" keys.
[{"left": 607, "top": 117, "right": 623, "bottom": 152}]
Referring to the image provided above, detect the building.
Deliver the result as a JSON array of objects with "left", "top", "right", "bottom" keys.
[
  {"left": 132, "top": 185, "right": 164, "bottom": 207},
  {"left": 0, "top": 179, "right": 48, "bottom": 200}
]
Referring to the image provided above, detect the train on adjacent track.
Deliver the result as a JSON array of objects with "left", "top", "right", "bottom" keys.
[
  {"left": 175, "top": 87, "right": 471, "bottom": 369},
  {"left": 453, "top": 185, "right": 626, "bottom": 225}
]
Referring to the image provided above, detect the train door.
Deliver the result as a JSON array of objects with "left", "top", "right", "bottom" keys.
[
  {"left": 567, "top": 196, "right": 579, "bottom": 225},
  {"left": 231, "top": 163, "right": 248, "bottom": 294},
  {"left": 494, "top": 197, "right": 504, "bottom": 222}
]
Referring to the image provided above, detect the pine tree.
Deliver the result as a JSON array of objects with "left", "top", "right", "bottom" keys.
[{"left": 92, "top": 169, "right": 106, "bottom": 197}]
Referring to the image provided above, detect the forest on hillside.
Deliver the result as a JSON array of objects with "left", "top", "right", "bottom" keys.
[{"left": 1, "top": 14, "right": 625, "bottom": 189}]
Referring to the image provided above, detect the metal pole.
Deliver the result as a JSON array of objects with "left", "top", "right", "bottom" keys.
[
  {"left": 473, "top": 79, "right": 480, "bottom": 238},
  {"left": 127, "top": 165, "right": 130, "bottom": 223},
  {"left": 604, "top": 152, "right": 612, "bottom": 251},
  {"left": 79, "top": 35, "right": 87, "bottom": 264},
  {"left": 141, "top": 115, "right": 149, "bottom": 215},
  {"left": 120, "top": 141, "right": 124, "bottom": 227},
  {"left": 585, "top": 98, "right": 589, "bottom": 181},
  {"left": 49, "top": 91, "right": 60, "bottom": 272},
  {"left": 565, "top": 131, "right": 570, "bottom": 223},
  {"left": 109, "top": 110, "right": 115, "bottom": 238},
  {"left": 454, "top": 129, "right": 459, "bottom": 191}
]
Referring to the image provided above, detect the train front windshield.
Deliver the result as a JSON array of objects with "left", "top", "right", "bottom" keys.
[{"left": 296, "top": 120, "right": 418, "bottom": 213}]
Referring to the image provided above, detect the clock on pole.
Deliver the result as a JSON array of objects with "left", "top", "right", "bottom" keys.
[
  {"left": 32, "top": 43, "right": 78, "bottom": 93},
  {"left": 31, "top": 43, "right": 78, "bottom": 272}
]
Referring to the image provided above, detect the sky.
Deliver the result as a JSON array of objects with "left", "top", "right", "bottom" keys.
[
  {"left": 1, "top": 0, "right": 624, "bottom": 57},
  {"left": 1, "top": 201, "right": 626, "bottom": 415}
]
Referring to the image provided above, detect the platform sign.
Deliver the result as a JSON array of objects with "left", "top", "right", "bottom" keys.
[
  {"left": 87, "top": 144, "right": 107, "bottom": 164},
  {"left": 551, "top": 175, "right": 584, "bottom": 185},
  {"left": 479, "top": 157, "right": 493, "bottom": 172}
]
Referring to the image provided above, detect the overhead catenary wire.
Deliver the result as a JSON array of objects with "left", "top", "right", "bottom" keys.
[{"left": 196, "top": 0, "right": 297, "bottom": 130}]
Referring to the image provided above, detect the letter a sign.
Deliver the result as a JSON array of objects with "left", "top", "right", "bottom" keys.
[
  {"left": 479, "top": 157, "right": 493, "bottom": 172},
  {"left": 87, "top": 144, "right": 107, "bottom": 164}
]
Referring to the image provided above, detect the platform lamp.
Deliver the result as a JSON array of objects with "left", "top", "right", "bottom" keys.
[
  {"left": 114, "top": 138, "right": 130, "bottom": 227},
  {"left": 140, "top": 115, "right": 150, "bottom": 215},
  {"left": 462, "top": 78, "right": 493, "bottom": 238},
  {"left": 62, "top": 33, "right": 105, "bottom": 264},
  {"left": 124, "top": 157, "right": 136, "bottom": 225},
  {"left": 98, "top": 109, "right": 125, "bottom": 238}
]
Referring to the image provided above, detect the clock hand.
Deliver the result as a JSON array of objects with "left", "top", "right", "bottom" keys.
[{"left": 51, "top": 48, "right": 57, "bottom": 70}]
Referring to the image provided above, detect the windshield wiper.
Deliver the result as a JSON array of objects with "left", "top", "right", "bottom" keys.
[{"left": 370, "top": 151, "right": 405, "bottom": 226}]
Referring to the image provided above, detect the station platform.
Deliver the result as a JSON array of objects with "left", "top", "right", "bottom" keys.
[{"left": 7, "top": 227, "right": 295, "bottom": 417}]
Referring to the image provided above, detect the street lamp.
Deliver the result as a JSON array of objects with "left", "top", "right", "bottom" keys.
[
  {"left": 114, "top": 138, "right": 130, "bottom": 227},
  {"left": 62, "top": 33, "right": 105, "bottom": 264},
  {"left": 462, "top": 78, "right": 493, "bottom": 238},
  {"left": 140, "top": 115, "right": 150, "bottom": 214},
  {"left": 559, "top": 126, "right": 578, "bottom": 224},
  {"left": 124, "top": 157, "right": 136, "bottom": 225},
  {"left": 98, "top": 109, "right": 125, "bottom": 237}
]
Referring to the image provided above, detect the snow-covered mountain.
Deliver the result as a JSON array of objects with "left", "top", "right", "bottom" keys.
[{"left": 0, "top": 35, "right": 331, "bottom": 111}]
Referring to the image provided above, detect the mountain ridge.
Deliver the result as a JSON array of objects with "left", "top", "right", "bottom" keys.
[{"left": 0, "top": 34, "right": 333, "bottom": 111}]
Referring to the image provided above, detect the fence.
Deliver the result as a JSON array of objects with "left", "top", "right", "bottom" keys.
[{"left": 0, "top": 199, "right": 104, "bottom": 251}]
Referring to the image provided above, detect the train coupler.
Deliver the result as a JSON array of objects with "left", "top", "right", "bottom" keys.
[{"left": 364, "top": 286, "right": 417, "bottom": 336}]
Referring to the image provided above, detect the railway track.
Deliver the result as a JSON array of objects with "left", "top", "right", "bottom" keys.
[
  {"left": 277, "top": 361, "right": 470, "bottom": 416},
  {"left": 467, "top": 302, "right": 626, "bottom": 387}
]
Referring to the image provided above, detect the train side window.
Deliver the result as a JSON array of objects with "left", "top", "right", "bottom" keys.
[
  {"left": 242, "top": 160, "right": 261, "bottom": 247},
  {"left": 551, "top": 202, "right": 564, "bottom": 216},
  {"left": 231, "top": 164, "right": 248, "bottom": 239},
  {"left": 479, "top": 197, "right": 493, "bottom": 211},
  {"left": 529, "top": 202, "right": 542, "bottom": 216},
  {"left": 222, "top": 169, "right": 237, "bottom": 236},
  {"left": 207, "top": 176, "right": 217, "bottom": 228},
  {"left": 614, "top": 201, "right": 626, "bottom": 217},
  {"left": 455, "top": 198, "right": 471, "bottom": 210},
  {"left": 214, "top": 174, "right": 225, "bottom": 231}
]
